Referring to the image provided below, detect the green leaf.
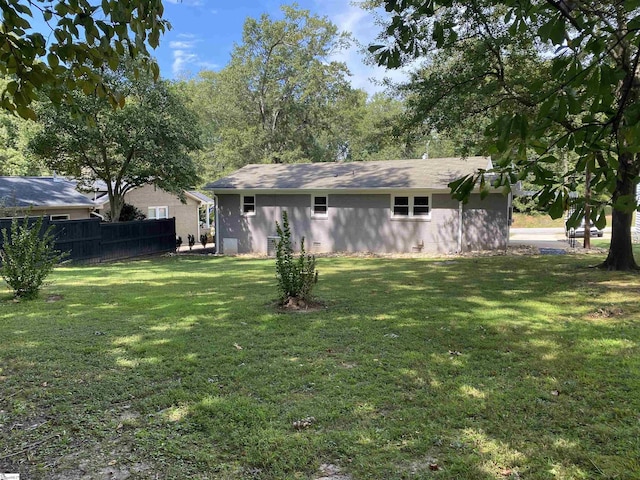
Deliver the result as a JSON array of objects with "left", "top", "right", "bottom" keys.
[
  {"left": 549, "top": 192, "right": 565, "bottom": 219},
  {"left": 593, "top": 209, "right": 607, "bottom": 229},
  {"left": 613, "top": 194, "right": 636, "bottom": 213},
  {"left": 47, "top": 53, "right": 59, "bottom": 68}
]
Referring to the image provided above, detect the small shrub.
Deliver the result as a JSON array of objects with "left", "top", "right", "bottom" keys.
[
  {"left": 0, "top": 215, "right": 68, "bottom": 299},
  {"left": 275, "top": 211, "right": 318, "bottom": 304}
]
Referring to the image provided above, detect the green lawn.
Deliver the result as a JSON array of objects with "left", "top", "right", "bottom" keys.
[{"left": 1, "top": 253, "right": 639, "bottom": 479}]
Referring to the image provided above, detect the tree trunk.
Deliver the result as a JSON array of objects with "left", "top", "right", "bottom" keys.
[
  {"left": 601, "top": 209, "right": 637, "bottom": 270},
  {"left": 109, "top": 195, "right": 124, "bottom": 223},
  {"left": 599, "top": 156, "right": 638, "bottom": 270}
]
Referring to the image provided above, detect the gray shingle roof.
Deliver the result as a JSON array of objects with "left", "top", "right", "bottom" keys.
[
  {"left": 187, "top": 190, "right": 215, "bottom": 204},
  {"left": 204, "top": 157, "right": 492, "bottom": 191},
  {"left": 0, "top": 176, "right": 97, "bottom": 208}
]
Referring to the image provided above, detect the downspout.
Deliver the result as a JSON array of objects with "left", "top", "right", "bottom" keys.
[
  {"left": 457, "top": 201, "right": 463, "bottom": 253},
  {"left": 507, "top": 192, "right": 513, "bottom": 251},
  {"left": 213, "top": 193, "right": 219, "bottom": 254},
  {"left": 205, "top": 201, "right": 211, "bottom": 232}
]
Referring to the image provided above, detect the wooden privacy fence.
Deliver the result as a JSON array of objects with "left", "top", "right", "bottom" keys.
[{"left": 0, "top": 217, "right": 176, "bottom": 263}]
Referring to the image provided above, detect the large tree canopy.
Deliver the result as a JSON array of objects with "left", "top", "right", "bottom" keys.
[
  {"left": 371, "top": 0, "right": 640, "bottom": 270},
  {"left": 29, "top": 58, "right": 200, "bottom": 222},
  {"left": 178, "top": 5, "right": 361, "bottom": 177},
  {"left": 0, "top": 0, "right": 168, "bottom": 119}
]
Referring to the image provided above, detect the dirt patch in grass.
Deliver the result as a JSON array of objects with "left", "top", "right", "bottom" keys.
[
  {"left": 588, "top": 305, "right": 625, "bottom": 318},
  {"left": 48, "top": 441, "right": 153, "bottom": 480},
  {"left": 275, "top": 296, "right": 326, "bottom": 313},
  {"left": 315, "top": 463, "right": 352, "bottom": 480}
]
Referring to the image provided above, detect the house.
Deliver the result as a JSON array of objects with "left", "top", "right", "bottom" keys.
[
  {"left": 91, "top": 183, "right": 215, "bottom": 242},
  {"left": 0, "top": 176, "right": 97, "bottom": 220},
  {"left": 204, "top": 157, "right": 512, "bottom": 255}
]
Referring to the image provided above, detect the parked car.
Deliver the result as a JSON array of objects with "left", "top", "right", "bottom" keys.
[{"left": 565, "top": 218, "right": 604, "bottom": 238}]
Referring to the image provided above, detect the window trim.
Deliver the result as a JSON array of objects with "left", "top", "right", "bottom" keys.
[
  {"left": 148, "top": 206, "right": 169, "bottom": 220},
  {"left": 311, "top": 194, "right": 329, "bottom": 219},
  {"left": 242, "top": 195, "right": 256, "bottom": 216},
  {"left": 390, "top": 194, "right": 432, "bottom": 220}
]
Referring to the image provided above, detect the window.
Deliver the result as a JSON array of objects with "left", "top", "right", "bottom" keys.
[
  {"left": 242, "top": 195, "right": 255, "bottom": 215},
  {"left": 312, "top": 195, "right": 328, "bottom": 218},
  {"left": 391, "top": 195, "right": 431, "bottom": 219},
  {"left": 393, "top": 196, "right": 410, "bottom": 216},
  {"left": 148, "top": 206, "right": 168, "bottom": 219},
  {"left": 50, "top": 214, "right": 70, "bottom": 221},
  {"left": 413, "top": 196, "right": 430, "bottom": 216}
]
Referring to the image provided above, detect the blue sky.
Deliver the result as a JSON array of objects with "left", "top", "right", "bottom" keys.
[{"left": 153, "top": 0, "right": 411, "bottom": 95}]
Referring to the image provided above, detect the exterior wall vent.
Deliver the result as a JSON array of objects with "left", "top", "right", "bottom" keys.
[{"left": 267, "top": 236, "right": 280, "bottom": 257}]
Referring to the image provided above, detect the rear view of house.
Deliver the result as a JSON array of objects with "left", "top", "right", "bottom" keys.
[{"left": 205, "top": 157, "right": 512, "bottom": 255}]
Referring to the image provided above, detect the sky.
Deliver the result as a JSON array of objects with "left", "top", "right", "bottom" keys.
[{"left": 153, "top": 0, "right": 411, "bottom": 96}]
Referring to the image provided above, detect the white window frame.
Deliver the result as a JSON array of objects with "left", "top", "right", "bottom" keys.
[
  {"left": 50, "top": 214, "right": 70, "bottom": 221},
  {"left": 390, "top": 194, "right": 432, "bottom": 220},
  {"left": 148, "top": 206, "right": 169, "bottom": 219},
  {"left": 242, "top": 195, "right": 256, "bottom": 216},
  {"left": 311, "top": 194, "right": 329, "bottom": 219}
]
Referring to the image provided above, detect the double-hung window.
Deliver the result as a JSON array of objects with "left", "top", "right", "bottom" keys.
[
  {"left": 311, "top": 195, "right": 328, "bottom": 218},
  {"left": 242, "top": 195, "right": 256, "bottom": 216},
  {"left": 148, "top": 206, "right": 169, "bottom": 219},
  {"left": 391, "top": 195, "right": 431, "bottom": 219}
]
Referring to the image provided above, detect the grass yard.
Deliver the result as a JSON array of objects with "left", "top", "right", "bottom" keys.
[{"left": 1, "top": 253, "right": 639, "bottom": 479}]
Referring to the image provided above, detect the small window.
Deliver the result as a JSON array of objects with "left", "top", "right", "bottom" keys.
[
  {"left": 242, "top": 195, "right": 255, "bottom": 215},
  {"left": 50, "top": 214, "right": 70, "bottom": 221},
  {"left": 413, "top": 196, "right": 430, "bottom": 216},
  {"left": 393, "top": 196, "right": 410, "bottom": 216},
  {"left": 148, "top": 206, "right": 168, "bottom": 219},
  {"left": 312, "top": 195, "right": 328, "bottom": 218}
]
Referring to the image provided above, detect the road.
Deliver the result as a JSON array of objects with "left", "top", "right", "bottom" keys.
[{"left": 509, "top": 227, "right": 610, "bottom": 250}]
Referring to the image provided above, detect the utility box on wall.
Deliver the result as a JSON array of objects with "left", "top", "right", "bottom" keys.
[{"left": 223, "top": 238, "right": 238, "bottom": 255}]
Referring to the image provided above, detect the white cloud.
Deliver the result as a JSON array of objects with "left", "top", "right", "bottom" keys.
[
  {"left": 169, "top": 33, "right": 218, "bottom": 75},
  {"left": 169, "top": 40, "right": 196, "bottom": 49},
  {"left": 165, "top": 0, "right": 204, "bottom": 6},
  {"left": 316, "top": 1, "right": 417, "bottom": 97}
]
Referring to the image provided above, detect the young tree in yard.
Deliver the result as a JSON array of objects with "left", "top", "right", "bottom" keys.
[
  {"left": 370, "top": 1, "right": 640, "bottom": 270},
  {"left": 29, "top": 58, "right": 201, "bottom": 222},
  {"left": 0, "top": 0, "right": 167, "bottom": 119},
  {"left": 275, "top": 211, "right": 318, "bottom": 307}
]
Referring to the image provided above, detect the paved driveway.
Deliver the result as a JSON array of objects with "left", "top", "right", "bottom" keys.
[
  {"left": 509, "top": 227, "right": 610, "bottom": 250},
  {"left": 509, "top": 228, "right": 611, "bottom": 250}
]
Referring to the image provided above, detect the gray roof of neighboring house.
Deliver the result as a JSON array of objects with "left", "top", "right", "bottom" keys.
[
  {"left": 0, "top": 176, "right": 97, "bottom": 208},
  {"left": 187, "top": 190, "right": 215, "bottom": 204},
  {"left": 204, "top": 157, "right": 493, "bottom": 191}
]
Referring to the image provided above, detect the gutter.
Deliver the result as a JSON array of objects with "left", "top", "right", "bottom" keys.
[
  {"left": 213, "top": 193, "right": 219, "bottom": 254},
  {"left": 458, "top": 201, "right": 463, "bottom": 253}
]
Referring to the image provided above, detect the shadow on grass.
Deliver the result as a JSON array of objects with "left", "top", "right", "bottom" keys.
[{"left": 1, "top": 254, "right": 639, "bottom": 479}]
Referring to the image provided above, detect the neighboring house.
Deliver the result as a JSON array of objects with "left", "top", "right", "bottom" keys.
[
  {"left": 0, "top": 176, "right": 96, "bottom": 220},
  {"left": 92, "top": 184, "right": 215, "bottom": 242},
  {"left": 204, "top": 157, "right": 512, "bottom": 255}
]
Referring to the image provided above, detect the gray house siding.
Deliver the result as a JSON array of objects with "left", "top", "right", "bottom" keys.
[{"left": 216, "top": 192, "right": 508, "bottom": 254}]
